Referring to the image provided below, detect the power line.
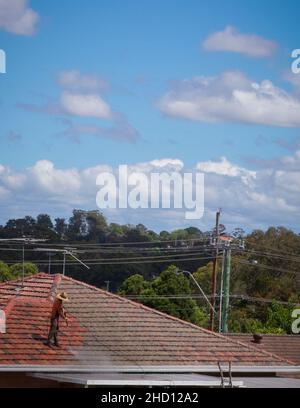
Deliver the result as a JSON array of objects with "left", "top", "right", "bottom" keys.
[
  {"left": 235, "top": 248, "right": 300, "bottom": 263},
  {"left": 4, "top": 255, "right": 218, "bottom": 266},
  {"left": 246, "top": 241, "right": 300, "bottom": 257},
  {"left": 236, "top": 259, "right": 300, "bottom": 276},
  {"left": 124, "top": 294, "right": 300, "bottom": 306},
  {"left": 0, "top": 245, "right": 214, "bottom": 254},
  {"left": 1, "top": 251, "right": 221, "bottom": 264},
  {"left": 229, "top": 294, "right": 300, "bottom": 307},
  {"left": 1, "top": 237, "right": 210, "bottom": 248}
]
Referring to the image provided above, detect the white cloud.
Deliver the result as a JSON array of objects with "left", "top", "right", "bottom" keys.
[
  {"left": 57, "top": 70, "right": 108, "bottom": 93},
  {"left": 19, "top": 70, "right": 139, "bottom": 142},
  {"left": 60, "top": 92, "right": 112, "bottom": 119},
  {"left": 159, "top": 71, "right": 300, "bottom": 128},
  {"left": 202, "top": 26, "right": 277, "bottom": 57},
  {"left": 130, "top": 159, "right": 184, "bottom": 172},
  {"left": 56, "top": 72, "right": 113, "bottom": 119},
  {"left": 196, "top": 156, "right": 256, "bottom": 185},
  {"left": 30, "top": 160, "right": 82, "bottom": 195},
  {"left": 1, "top": 154, "right": 300, "bottom": 232},
  {"left": 0, "top": 0, "right": 39, "bottom": 36},
  {"left": 20, "top": 71, "right": 113, "bottom": 120},
  {"left": 283, "top": 70, "right": 300, "bottom": 95}
]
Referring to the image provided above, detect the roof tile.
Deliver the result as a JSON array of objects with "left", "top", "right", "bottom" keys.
[{"left": 0, "top": 273, "right": 295, "bottom": 367}]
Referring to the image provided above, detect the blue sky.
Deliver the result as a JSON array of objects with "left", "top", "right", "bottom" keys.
[{"left": 0, "top": 0, "right": 300, "bottom": 231}]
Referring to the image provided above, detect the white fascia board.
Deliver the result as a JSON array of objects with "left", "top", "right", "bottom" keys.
[
  {"left": 0, "top": 365, "right": 300, "bottom": 374},
  {"left": 30, "top": 373, "right": 244, "bottom": 388}
]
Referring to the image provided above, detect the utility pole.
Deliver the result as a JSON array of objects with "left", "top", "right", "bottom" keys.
[
  {"left": 218, "top": 251, "right": 225, "bottom": 333},
  {"left": 210, "top": 209, "right": 221, "bottom": 331},
  {"left": 209, "top": 232, "right": 244, "bottom": 333},
  {"left": 221, "top": 247, "right": 231, "bottom": 333}
]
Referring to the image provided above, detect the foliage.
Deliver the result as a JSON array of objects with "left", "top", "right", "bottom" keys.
[
  {"left": 119, "top": 266, "right": 209, "bottom": 327},
  {"left": 0, "top": 261, "right": 38, "bottom": 281},
  {"left": 9, "top": 263, "right": 38, "bottom": 278},
  {"left": 229, "top": 300, "right": 294, "bottom": 334},
  {"left": 119, "top": 274, "right": 149, "bottom": 296},
  {"left": 0, "top": 261, "right": 14, "bottom": 282}
]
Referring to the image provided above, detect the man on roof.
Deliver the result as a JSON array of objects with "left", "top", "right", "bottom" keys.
[{"left": 45, "top": 292, "right": 69, "bottom": 347}]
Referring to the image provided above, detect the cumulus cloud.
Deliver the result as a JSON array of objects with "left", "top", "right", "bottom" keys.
[
  {"left": 20, "top": 71, "right": 113, "bottom": 120},
  {"left": 19, "top": 70, "right": 139, "bottom": 142},
  {"left": 60, "top": 92, "right": 112, "bottom": 119},
  {"left": 130, "top": 158, "right": 184, "bottom": 172},
  {"left": 0, "top": 0, "right": 39, "bottom": 36},
  {"left": 202, "top": 26, "right": 277, "bottom": 57},
  {"left": 0, "top": 154, "right": 300, "bottom": 231},
  {"left": 158, "top": 71, "right": 300, "bottom": 128},
  {"left": 195, "top": 153, "right": 300, "bottom": 228},
  {"left": 283, "top": 70, "right": 300, "bottom": 95},
  {"left": 196, "top": 156, "right": 256, "bottom": 185}
]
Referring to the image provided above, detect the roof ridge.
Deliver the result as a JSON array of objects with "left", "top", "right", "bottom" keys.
[
  {"left": 59, "top": 274, "right": 292, "bottom": 365},
  {"left": 3, "top": 296, "right": 18, "bottom": 318},
  {"left": 47, "top": 274, "right": 62, "bottom": 302}
]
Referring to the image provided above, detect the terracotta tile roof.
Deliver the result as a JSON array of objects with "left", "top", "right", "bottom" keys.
[
  {"left": 227, "top": 334, "right": 300, "bottom": 365},
  {"left": 0, "top": 273, "right": 295, "bottom": 367}
]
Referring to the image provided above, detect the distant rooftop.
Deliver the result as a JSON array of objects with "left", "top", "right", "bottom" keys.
[{"left": 227, "top": 333, "right": 300, "bottom": 365}]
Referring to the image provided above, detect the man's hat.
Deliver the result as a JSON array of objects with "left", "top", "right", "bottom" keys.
[{"left": 56, "top": 292, "right": 69, "bottom": 302}]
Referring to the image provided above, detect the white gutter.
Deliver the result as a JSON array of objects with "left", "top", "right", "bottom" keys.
[
  {"left": 0, "top": 365, "right": 299, "bottom": 374},
  {"left": 30, "top": 373, "right": 244, "bottom": 388}
]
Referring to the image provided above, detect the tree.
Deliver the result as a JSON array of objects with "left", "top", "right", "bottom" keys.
[
  {"left": 266, "top": 301, "right": 294, "bottom": 334},
  {"left": 212, "top": 223, "right": 226, "bottom": 236},
  {"left": 55, "top": 218, "right": 67, "bottom": 240},
  {"left": 231, "top": 228, "right": 245, "bottom": 239},
  {"left": 10, "top": 263, "right": 38, "bottom": 278},
  {"left": 67, "top": 210, "right": 87, "bottom": 240},
  {"left": 124, "top": 226, "right": 151, "bottom": 243},
  {"left": 0, "top": 261, "right": 13, "bottom": 282},
  {"left": 119, "top": 274, "right": 149, "bottom": 296},
  {"left": 185, "top": 227, "right": 202, "bottom": 236},
  {"left": 119, "top": 266, "right": 209, "bottom": 327},
  {"left": 4, "top": 216, "right": 36, "bottom": 238},
  {"left": 159, "top": 231, "right": 170, "bottom": 240},
  {"left": 86, "top": 210, "right": 108, "bottom": 242},
  {"left": 193, "top": 262, "right": 213, "bottom": 294},
  {"left": 36, "top": 214, "right": 56, "bottom": 239}
]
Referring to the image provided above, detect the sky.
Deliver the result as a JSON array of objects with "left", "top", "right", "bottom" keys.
[{"left": 0, "top": 0, "right": 300, "bottom": 232}]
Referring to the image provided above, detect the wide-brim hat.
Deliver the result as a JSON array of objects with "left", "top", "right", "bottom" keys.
[{"left": 56, "top": 292, "right": 70, "bottom": 302}]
